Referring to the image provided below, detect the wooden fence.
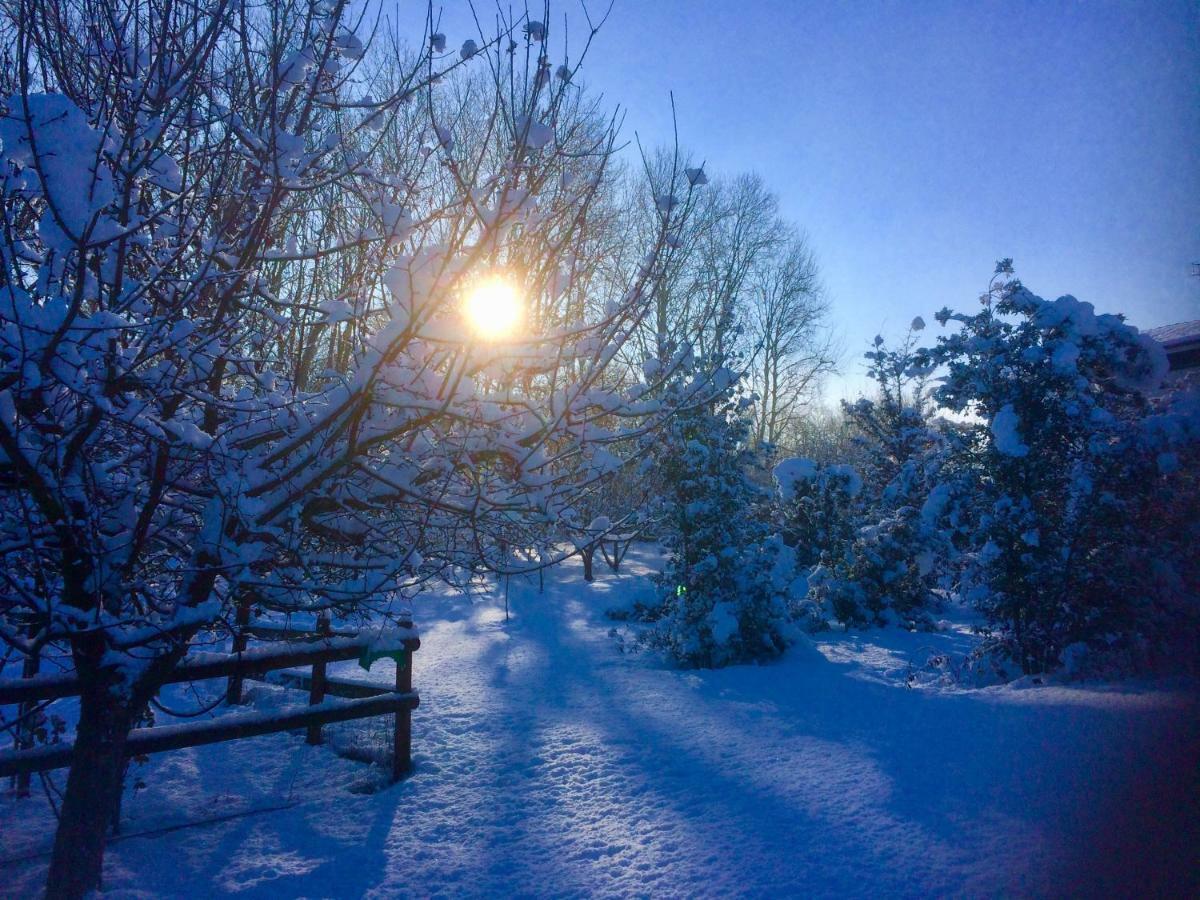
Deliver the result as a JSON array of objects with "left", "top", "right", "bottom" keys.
[{"left": 0, "top": 624, "right": 420, "bottom": 791}]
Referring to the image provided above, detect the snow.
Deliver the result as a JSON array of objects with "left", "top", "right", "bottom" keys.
[
  {"left": 1157, "top": 451, "right": 1180, "bottom": 474},
  {"left": 0, "top": 93, "right": 115, "bottom": 248},
  {"left": 2, "top": 548, "right": 1196, "bottom": 897},
  {"left": 826, "top": 463, "right": 863, "bottom": 498},
  {"left": 514, "top": 116, "right": 553, "bottom": 150},
  {"left": 319, "top": 299, "right": 354, "bottom": 323},
  {"left": 990, "top": 404, "right": 1030, "bottom": 457},
  {"left": 920, "top": 482, "right": 952, "bottom": 524},
  {"left": 654, "top": 194, "right": 679, "bottom": 214},
  {"left": 334, "top": 32, "right": 364, "bottom": 60},
  {"left": 773, "top": 457, "right": 817, "bottom": 501},
  {"left": 707, "top": 601, "right": 740, "bottom": 645},
  {"left": 1050, "top": 340, "right": 1080, "bottom": 373},
  {"left": 774, "top": 458, "right": 863, "bottom": 502}
]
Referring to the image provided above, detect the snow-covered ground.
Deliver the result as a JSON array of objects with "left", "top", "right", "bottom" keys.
[{"left": 2, "top": 547, "right": 1197, "bottom": 898}]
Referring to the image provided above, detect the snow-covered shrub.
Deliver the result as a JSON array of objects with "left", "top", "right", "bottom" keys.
[
  {"left": 808, "top": 504, "right": 942, "bottom": 627},
  {"left": 774, "top": 456, "right": 862, "bottom": 567},
  {"left": 774, "top": 453, "right": 950, "bottom": 629},
  {"left": 648, "top": 532, "right": 801, "bottom": 667},
  {"left": 643, "top": 375, "right": 801, "bottom": 667},
  {"left": 808, "top": 325, "right": 950, "bottom": 626},
  {"left": 922, "top": 261, "right": 1194, "bottom": 675},
  {"left": 841, "top": 322, "right": 936, "bottom": 503},
  {"left": 1113, "top": 388, "right": 1200, "bottom": 673}
]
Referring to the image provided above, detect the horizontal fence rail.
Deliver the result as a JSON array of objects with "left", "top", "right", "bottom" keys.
[
  {"left": 1, "top": 624, "right": 421, "bottom": 784},
  {"left": 266, "top": 669, "right": 395, "bottom": 699},
  {"left": 0, "top": 631, "right": 418, "bottom": 706},
  {"left": 0, "top": 692, "right": 419, "bottom": 778}
]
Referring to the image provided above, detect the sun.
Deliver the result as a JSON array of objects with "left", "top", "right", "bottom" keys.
[{"left": 464, "top": 277, "right": 523, "bottom": 340}]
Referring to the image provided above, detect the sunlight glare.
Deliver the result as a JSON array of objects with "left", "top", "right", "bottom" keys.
[{"left": 464, "top": 277, "right": 523, "bottom": 340}]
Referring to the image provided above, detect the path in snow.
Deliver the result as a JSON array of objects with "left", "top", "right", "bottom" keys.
[{"left": 2, "top": 548, "right": 1196, "bottom": 898}]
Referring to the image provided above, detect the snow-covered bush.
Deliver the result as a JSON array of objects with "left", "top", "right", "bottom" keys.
[
  {"left": 642, "top": 374, "right": 801, "bottom": 667},
  {"left": 808, "top": 504, "right": 942, "bottom": 627},
  {"left": 805, "top": 324, "right": 949, "bottom": 626},
  {"left": 841, "top": 322, "right": 936, "bottom": 504},
  {"left": 922, "top": 261, "right": 1194, "bottom": 675},
  {"left": 774, "top": 456, "right": 862, "bottom": 568}
]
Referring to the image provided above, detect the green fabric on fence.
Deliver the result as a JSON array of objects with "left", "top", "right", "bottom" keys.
[{"left": 358, "top": 647, "right": 407, "bottom": 672}]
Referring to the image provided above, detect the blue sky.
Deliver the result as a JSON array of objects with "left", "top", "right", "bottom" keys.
[{"left": 418, "top": 1, "right": 1199, "bottom": 399}]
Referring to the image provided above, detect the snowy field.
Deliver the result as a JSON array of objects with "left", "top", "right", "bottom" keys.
[{"left": 2, "top": 547, "right": 1197, "bottom": 898}]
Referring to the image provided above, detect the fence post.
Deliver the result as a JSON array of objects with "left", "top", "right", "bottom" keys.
[
  {"left": 225, "top": 594, "right": 253, "bottom": 705},
  {"left": 306, "top": 614, "right": 331, "bottom": 745},
  {"left": 392, "top": 645, "right": 413, "bottom": 781}
]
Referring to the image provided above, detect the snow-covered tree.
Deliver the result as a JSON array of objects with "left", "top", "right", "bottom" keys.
[
  {"left": 922, "top": 261, "right": 1189, "bottom": 674},
  {"left": 0, "top": 1, "right": 713, "bottom": 892},
  {"left": 643, "top": 370, "right": 800, "bottom": 667},
  {"left": 774, "top": 454, "right": 940, "bottom": 628},
  {"left": 807, "top": 324, "right": 948, "bottom": 626},
  {"left": 842, "top": 322, "right": 936, "bottom": 504}
]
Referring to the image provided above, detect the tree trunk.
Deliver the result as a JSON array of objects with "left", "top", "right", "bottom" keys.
[
  {"left": 581, "top": 545, "right": 595, "bottom": 582},
  {"left": 44, "top": 686, "right": 133, "bottom": 899},
  {"left": 14, "top": 618, "right": 41, "bottom": 798}
]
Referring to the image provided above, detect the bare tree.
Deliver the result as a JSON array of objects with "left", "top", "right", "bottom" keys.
[
  {"left": 786, "top": 403, "right": 863, "bottom": 465},
  {"left": 745, "top": 233, "right": 838, "bottom": 448},
  {"left": 694, "top": 173, "right": 784, "bottom": 360},
  {"left": 620, "top": 158, "right": 782, "bottom": 368},
  {"left": 616, "top": 159, "right": 835, "bottom": 394}
]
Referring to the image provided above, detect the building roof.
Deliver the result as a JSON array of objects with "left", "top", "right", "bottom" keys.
[{"left": 1145, "top": 319, "right": 1200, "bottom": 349}]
